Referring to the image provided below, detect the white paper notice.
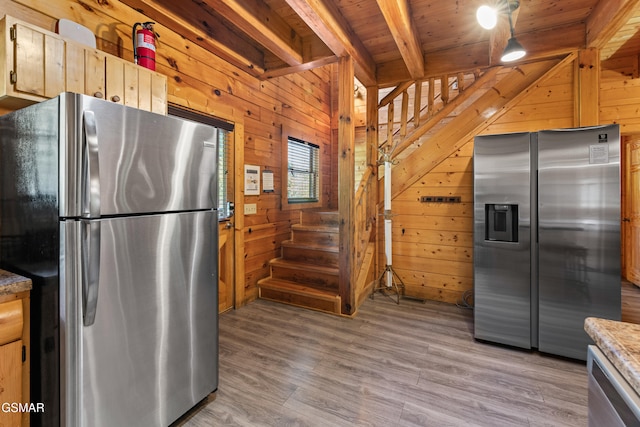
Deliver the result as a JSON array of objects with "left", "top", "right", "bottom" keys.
[
  {"left": 244, "top": 164, "right": 260, "bottom": 195},
  {"left": 262, "top": 170, "right": 274, "bottom": 192},
  {"left": 589, "top": 144, "right": 609, "bottom": 164}
]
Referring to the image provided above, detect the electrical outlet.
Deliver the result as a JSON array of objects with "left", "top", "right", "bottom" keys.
[{"left": 244, "top": 203, "right": 257, "bottom": 215}]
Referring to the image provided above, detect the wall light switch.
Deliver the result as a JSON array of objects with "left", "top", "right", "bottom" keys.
[{"left": 244, "top": 203, "right": 257, "bottom": 215}]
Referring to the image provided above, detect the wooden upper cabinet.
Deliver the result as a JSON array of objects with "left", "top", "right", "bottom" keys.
[
  {"left": 0, "top": 15, "right": 167, "bottom": 114},
  {"left": 104, "top": 55, "right": 168, "bottom": 115}
]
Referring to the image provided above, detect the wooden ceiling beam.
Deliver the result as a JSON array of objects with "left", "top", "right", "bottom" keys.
[
  {"left": 284, "top": 0, "right": 377, "bottom": 86},
  {"left": 261, "top": 55, "right": 338, "bottom": 80},
  {"left": 207, "top": 0, "right": 305, "bottom": 66},
  {"left": 376, "top": 0, "right": 424, "bottom": 79},
  {"left": 586, "top": 0, "right": 640, "bottom": 50},
  {"left": 119, "top": 0, "right": 265, "bottom": 75}
]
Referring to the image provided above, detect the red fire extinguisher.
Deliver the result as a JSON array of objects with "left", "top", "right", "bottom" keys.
[{"left": 132, "top": 22, "right": 157, "bottom": 71}]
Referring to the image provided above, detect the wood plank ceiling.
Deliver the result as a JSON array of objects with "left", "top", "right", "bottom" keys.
[{"left": 120, "top": 0, "right": 640, "bottom": 87}]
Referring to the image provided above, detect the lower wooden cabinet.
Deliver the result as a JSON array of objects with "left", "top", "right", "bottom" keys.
[{"left": 0, "top": 292, "right": 30, "bottom": 427}]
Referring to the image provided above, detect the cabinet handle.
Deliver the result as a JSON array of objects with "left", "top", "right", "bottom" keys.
[
  {"left": 93, "top": 91, "right": 104, "bottom": 99},
  {"left": 110, "top": 95, "right": 121, "bottom": 103}
]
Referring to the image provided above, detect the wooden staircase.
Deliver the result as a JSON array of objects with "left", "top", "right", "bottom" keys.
[{"left": 257, "top": 210, "right": 342, "bottom": 315}]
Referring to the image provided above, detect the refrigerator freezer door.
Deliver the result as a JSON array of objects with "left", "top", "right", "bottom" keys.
[
  {"left": 62, "top": 211, "right": 218, "bottom": 427},
  {"left": 60, "top": 93, "right": 219, "bottom": 218},
  {"left": 538, "top": 125, "right": 621, "bottom": 360},
  {"left": 473, "top": 132, "right": 533, "bottom": 349}
]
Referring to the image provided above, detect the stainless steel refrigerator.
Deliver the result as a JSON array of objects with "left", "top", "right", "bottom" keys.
[
  {"left": 473, "top": 125, "right": 621, "bottom": 361},
  {"left": 0, "top": 93, "right": 219, "bottom": 426}
]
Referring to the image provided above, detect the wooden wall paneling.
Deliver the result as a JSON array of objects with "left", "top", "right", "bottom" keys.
[
  {"left": 598, "top": 56, "right": 640, "bottom": 131},
  {"left": 64, "top": 41, "right": 85, "bottom": 93},
  {"left": 390, "top": 223, "right": 473, "bottom": 247},
  {"left": 392, "top": 261, "right": 473, "bottom": 290},
  {"left": 601, "top": 55, "right": 639, "bottom": 79}
]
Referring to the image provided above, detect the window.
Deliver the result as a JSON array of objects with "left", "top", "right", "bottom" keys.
[
  {"left": 168, "top": 106, "right": 234, "bottom": 220},
  {"left": 287, "top": 136, "right": 320, "bottom": 204}
]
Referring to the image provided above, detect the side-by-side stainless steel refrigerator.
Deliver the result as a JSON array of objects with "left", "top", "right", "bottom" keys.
[
  {"left": 473, "top": 125, "right": 621, "bottom": 361},
  {"left": 0, "top": 93, "right": 219, "bottom": 426}
]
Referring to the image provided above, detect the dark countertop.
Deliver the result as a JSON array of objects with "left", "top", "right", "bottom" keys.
[
  {"left": 585, "top": 317, "right": 640, "bottom": 396},
  {"left": 0, "top": 269, "right": 32, "bottom": 296}
]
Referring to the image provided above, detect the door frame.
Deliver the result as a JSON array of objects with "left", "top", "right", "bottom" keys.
[{"left": 622, "top": 135, "right": 640, "bottom": 285}]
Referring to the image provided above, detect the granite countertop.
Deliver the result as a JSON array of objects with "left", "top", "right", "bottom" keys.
[
  {"left": 585, "top": 317, "right": 640, "bottom": 396},
  {"left": 0, "top": 269, "right": 32, "bottom": 296}
]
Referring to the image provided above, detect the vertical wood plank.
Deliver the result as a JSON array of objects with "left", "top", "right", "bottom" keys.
[
  {"left": 338, "top": 55, "right": 355, "bottom": 315},
  {"left": 233, "top": 122, "right": 247, "bottom": 308},
  {"left": 65, "top": 42, "right": 85, "bottom": 94},
  {"left": 44, "top": 35, "right": 64, "bottom": 98},
  {"left": 400, "top": 90, "right": 408, "bottom": 138},
  {"left": 105, "top": 56, "right": 124, "bottom": 105},
  {"left": 137, "top": 66, "right": 152, "bottom": 111},
  {"left": 0, "top": 340, "right": 23, "bottom": 427},
  {"left": 574, "top": 48, "right": 600, "bottom": 126},
  {"left": 150, "top": 71, "right": 167, "bottom": 114},
  {"left": 387, "top": 101, "right": 394, "bottom": 146},
  {"left": 84, "top": 49, "right": 106, "bottom": 99},
  {"left": 413, "top": 80, "right": 422, "bottom": 128},
  {"left": 14, "top": 24, "right": 45, "bottom": 96},
  {"left": 123, "top": 62, "right": 139, "bottom": 108},
  {"left": 366, "top": 85, "right": 378, "bottom": 270},
  {"left": 441, "top": 74, "right": 449, "bottom": 105},
  {"left": 21, "top": 294, "right": 30, "bottom": 427},
  {"left": 457, "top": 72, "right": 465, "bottom": 92},
  {"left": 428, "top": 77, "right": 435, "bottom": 116}
]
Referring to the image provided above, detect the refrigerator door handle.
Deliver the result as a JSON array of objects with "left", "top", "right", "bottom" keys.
[
  {"left": 81, "top": 219, "right": 101, "bottom": 326},
  {"left": 82, "top": 110, "right": 101, "bottom": 219}
]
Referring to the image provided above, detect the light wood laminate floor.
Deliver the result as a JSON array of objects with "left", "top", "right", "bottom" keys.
[{"left": 175, "top": 292, "right": 604, "bottom": 426}]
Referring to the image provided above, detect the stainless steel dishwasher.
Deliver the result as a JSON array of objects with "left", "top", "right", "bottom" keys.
[{"left": 587, "top": 345, "right": 640, "bottom": 426}]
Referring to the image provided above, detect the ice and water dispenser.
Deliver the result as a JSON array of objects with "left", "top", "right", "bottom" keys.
[{"left": 485, "top": 204, "right": 518, "bottom": 242}]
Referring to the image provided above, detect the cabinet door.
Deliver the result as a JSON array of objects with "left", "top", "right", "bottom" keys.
[
  {"left": 123, "top": 61, "right": 140, "bottom": 108},
  {"left": 105, "top": 55, "right": 125, "bottom": 105},
  {"left": 84, "top": 48, "right": 106, "bottom": 99},
  {"left": 150, "top": 71, "right": 167, "bottom": 114},
  {"left": 65, "top": 41, "right": 86, "bottom": 94},
  {"left": 13, "top": 23, "right": 65, "bottom": 98},
  {"left": 0, "top": 340, "right": 23, "bottom": 427}
]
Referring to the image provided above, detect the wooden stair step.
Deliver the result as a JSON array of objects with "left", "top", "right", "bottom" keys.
[
  {"left": 257, "top": 278, "right": 341, "bottom": 315},
  {"left": 300, "top": 210, "right": 339, "bottom": 226},
  {"left": 281, "top": 240, "right": 339, "bottom": 267},
  {"left": 268, "top": 258, "right": 339, "bottom": 289},
  {"left": 281, "top": 239, "right": 339, "bottom": 251},
  {"left": 291, "top": 224, "right": 339, "bottom": 245}
]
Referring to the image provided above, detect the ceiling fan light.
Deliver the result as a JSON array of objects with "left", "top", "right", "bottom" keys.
[
  {"left": 501, "top": 37, "right": 526, "bottom": 62},
  {"left": 477, "top": 5, "right": 498, "bottom": 30}
]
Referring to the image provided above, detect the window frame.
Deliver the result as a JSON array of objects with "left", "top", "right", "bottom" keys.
[{"left": 281, "top": 129, "right": 322, "bottom": 210}]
